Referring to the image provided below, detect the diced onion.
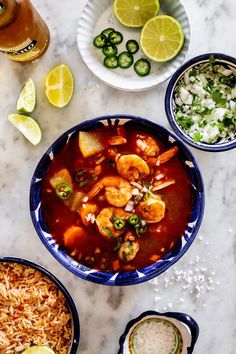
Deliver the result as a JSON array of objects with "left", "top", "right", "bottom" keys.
[{"left": 125, "top": 201, "right": 134, "bottom": 212}]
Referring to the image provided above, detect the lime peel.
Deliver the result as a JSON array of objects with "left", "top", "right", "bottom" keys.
[
  {"left": 16, "top": 78, "right": 36, "bottom": 114},
  {"left": 8, "top": 113, "right": 42, "bottom": 146}
]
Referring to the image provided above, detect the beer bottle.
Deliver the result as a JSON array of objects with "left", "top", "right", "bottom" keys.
[{"left": 0, "top": 0, "right": 50, "bottom": 62}]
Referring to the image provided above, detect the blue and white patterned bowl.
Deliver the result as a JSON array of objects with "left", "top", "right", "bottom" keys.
[
  {"left": 118, "top": 310, "right": 199, "bottom": 354},
  {"left": 30, "top": 115, "right": 204, "bottom": 286},
  {"left": 165, "top": 53, "right": 236, "bottom": 152},
  {"left": 0, "top": 257, "right": 80, "bottom": 354}
]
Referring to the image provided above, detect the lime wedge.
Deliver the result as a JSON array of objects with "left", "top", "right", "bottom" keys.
[
  {"left": 22, "top": 346, "right": 55, "bottom": 354},
  {"left": 8, "top": 113, "right": 42, "bottom": 146},
  {"left": 114, "top": 0, "right": 160, "bottom": 27},
  {"left": 140, "top": 15, "right": 185, "bottom": 62},
  {"left": 16, "top": 78, "right": 36, "bottom": 113},
  {"left": 45, "top": 64, "right": 74, "bottom": 108}
]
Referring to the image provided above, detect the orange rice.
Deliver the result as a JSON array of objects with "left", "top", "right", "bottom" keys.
[{"left": 0, "top": 263, "right": 72, "bottom": 354}]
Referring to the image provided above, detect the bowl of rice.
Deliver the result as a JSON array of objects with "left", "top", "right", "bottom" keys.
[
  {"left": 165, "top": 53, "right": 236, "bottom": 151},
  {"left": 0, "top": 257, "right": 80, "bottom": 354},
  {"left": 118, "top": 310, "right": 199, "bottom": 354}
]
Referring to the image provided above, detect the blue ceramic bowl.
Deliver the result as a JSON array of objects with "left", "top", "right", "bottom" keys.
[
  {"left": 0, "top": 257, "right": 80, "bottom": 354},
  {"left": 30, "top": 115, "right": 205, "bottom": 286},
  {"left": 118, "top": 310, "right": 199, "bottom": 354},
  {"left": 165, "top": 53, "right": 236, "bottom": 152}
]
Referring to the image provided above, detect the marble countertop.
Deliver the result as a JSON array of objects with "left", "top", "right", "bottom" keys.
[{"left": 0, "top": 0, "right": 236, "bottom": 353}]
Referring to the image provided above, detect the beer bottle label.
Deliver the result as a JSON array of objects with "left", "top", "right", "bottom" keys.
[{"left": 0, "top": 39, "right": 37, "bottom": 56}]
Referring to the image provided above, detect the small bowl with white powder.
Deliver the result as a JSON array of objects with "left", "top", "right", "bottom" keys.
[
  {"left": 118, "top": 310, "right": 199, "bottom": 354},
  {"left": 165, "top": 53, "right": 236, "bottom": 152}
]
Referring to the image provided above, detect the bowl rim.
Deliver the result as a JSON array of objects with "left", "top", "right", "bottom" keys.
[
  {"left": 30, "top": 114, "right": 205, "bottom": 286},
  {"left": 0, "top": 256, "right": 80, "bottom": 354},
  {"left": 165, "top": 52, "right": 236, "bottom": 152},
  {"left": 118, "top": 310, "right": 199, "bottom": 354}
]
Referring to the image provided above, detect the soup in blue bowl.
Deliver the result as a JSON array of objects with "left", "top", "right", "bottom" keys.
[{"left": 30, "top": 115, "right": 204, "bottom": 286}]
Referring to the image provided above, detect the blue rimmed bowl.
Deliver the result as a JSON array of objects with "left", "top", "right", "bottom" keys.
[
  {"left": 165, "top": 53, "right": 236, "bottom": 152},
  {"left": 30, "top": 115, "right": 204, "bottom": 286},
  {"left": 118, "top": 310, "right": 199, "bottom": 354},
  {"left": 0, "top": 257, "right": 80, "bottom": 354}
]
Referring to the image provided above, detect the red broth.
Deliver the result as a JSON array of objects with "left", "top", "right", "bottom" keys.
[{"left": 41, "top": 126, "right": 193, "bottom": 272}]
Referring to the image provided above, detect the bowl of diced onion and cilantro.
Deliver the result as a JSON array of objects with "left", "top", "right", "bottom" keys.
[{"left": 165, "top": 53, "right": 236, "bottom": 152}]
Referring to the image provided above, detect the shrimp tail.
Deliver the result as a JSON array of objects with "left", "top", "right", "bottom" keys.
[
  {"left": 157, "top": 146, "right": 179, "bottom": 165},
  {"left": 88, "top": 180, "right": 104, "bottom": 200},
  {"left": 147, "top": 146, "right": 179, "bottom": 167}
]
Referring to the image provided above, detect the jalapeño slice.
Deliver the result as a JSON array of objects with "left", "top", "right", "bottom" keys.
[
  {"left": 102, "top": 44, "right": 118, "bottom": 58},
  {"left": 93, "top": 34, "right": 107, "bottom": 48},
  {"left": 101, "top": 27, "right": 115, "bottom": 37},
  {"left": 128, "top": 214, "right": 140, "bottom": 226},
  {"left": 113, "top": 218, "right": 126, "bottom": 230},
  {"left": 118, "top": 52, "right": 134, "bottom": 69},
  {"left": 104, "top": 56, "right": 119, "bottom": 69},
  {"left": 55, "top": 183, "right": 73, "bottom": 200},
  {"left": 134, "top": 59, "right": 151, "bottom": 76},
  {"left": 126, "top": 39, "right": 139, "bottom": 54},
  {"left": 108, "top": 31, "right": 123, "bottom": 45}
]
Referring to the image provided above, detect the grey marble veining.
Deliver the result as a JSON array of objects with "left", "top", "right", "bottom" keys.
[{"left": 0, "top": 0, "right": 236, "bottom": 353}]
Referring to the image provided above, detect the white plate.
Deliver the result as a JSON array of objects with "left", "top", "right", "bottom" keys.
[{"left": 77, "top": 0, "right": 191, "bottom": 91}]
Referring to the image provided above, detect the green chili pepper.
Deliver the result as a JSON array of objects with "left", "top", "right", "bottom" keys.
[
  {"left": 135, "top": 223, "right": 147, "bottom": 237},
  {"left": 55, "top": 183, "right": 73, "bottom": 200},
  {"left": 127, "top": 214, "right": 140, "bottom": 226},
  {"left": 113, "top": 218, "right": 126, "bottom": 230},
  {"left": 74, "top": 169, "right": 89, "bottom": 187},
  {"left": 93, "top": 34, "right": 107, "bottom": 48},
  {"left": 0, "top": 3, "right": 5, "bottom": 14}
]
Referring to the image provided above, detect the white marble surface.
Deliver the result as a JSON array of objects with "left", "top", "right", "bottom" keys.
[{"left": 0, "top": 0, "right": 236, "bottom": 353}]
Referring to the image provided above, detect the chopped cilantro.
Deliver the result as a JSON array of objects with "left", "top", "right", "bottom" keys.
[
  {"left": 192, "top": 131, "right": 202, "bottom": 142},
  {"left": 102, "top": 227, "right": 115, "bottom": 239},
  {"left": 192, "top": 96, "right": 201, "bottom": 106},
  {"left": 212, "top": 89, "right": 227, "bottom": 108},
  {"left": 177, "top": 116, "right": 194, "bottom": 130},
  {"left": 223, "top": 117, "right": 236, "bottom": 127},
  {"left": 189, "top": 68, "right": 198, "bottom": 77},
  {"left": 201, "top": 107, "right": 213, "bottom": 115},
  {"left": 219, "top": 74, "right": 236, "bottom": 88},
  {"left": 209, "top": 55, "right": 216, "bottom": 65}
]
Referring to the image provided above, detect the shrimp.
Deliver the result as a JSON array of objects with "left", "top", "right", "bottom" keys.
[
  {"left": 135, "top": 134, "right": 160, "bottom": 156},
  {"left": 152, "top": 179, "right": 176, "bottom": 192},
  {"left": 118, "top": 232, "right": 140, "bottom": 261},
  {"left": 136, "top": 193, "right": 165, "bottom": 223},
  {"left": 147, "top": 146, "right": 179, "bottom": 167},
  {"left": 88, "top": 176, "right": 132, "bottom": 207},
  {"left": 116, "top": 154, "right": 150, "bottom": 181},
  {"left": 96, "top": 207, "right": 129, "bottom": 239}
]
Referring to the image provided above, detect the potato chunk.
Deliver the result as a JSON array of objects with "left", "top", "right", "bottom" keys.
[
  {"left": 79, "top": 131, "right": 104, "bottom": 158},
  {"left": 50, "top": 168, "right": 72, "bottom": 188}
]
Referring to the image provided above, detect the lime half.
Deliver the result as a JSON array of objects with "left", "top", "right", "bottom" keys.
[
  {"left": 114, "top": 0, "right": 160, "bottom": 27},
  {"left": 16, "top": 78, "right": 36, "bottom": 113},
  {"left": 22, "top": 346, "right": 55, "bottom": 354},
  {"left": 8, "top": 113, "right": 42, "bottom": 146},
  {"left": 140, "top": 15, "right": 185, "bottom": 62},
  {"left": 45, "top": 64, "right": 74, "bottom": 108}
]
